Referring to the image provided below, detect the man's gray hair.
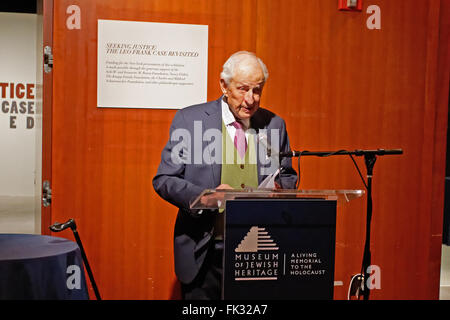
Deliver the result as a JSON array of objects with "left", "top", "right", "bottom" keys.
[{"left": 220, "top": 51, "right": 269, "bottom": 84}]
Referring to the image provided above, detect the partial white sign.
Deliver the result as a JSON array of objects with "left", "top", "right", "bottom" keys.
[
  {"left": 0, "top": 13, "right": 36, "bottom": 197},
  {"left": 97, "top": 19, "right": 208, "bottom": 109}
]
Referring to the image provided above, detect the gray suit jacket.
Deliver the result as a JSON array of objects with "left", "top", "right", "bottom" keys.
[{"left": 152, "top": 97, "right": 297, "bottom": 284}]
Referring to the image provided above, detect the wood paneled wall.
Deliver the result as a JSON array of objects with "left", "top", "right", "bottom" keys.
[{"left": 44, "top": 0, "right": 449, "bottom": 299}]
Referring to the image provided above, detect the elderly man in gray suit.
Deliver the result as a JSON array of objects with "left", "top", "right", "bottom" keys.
[{"left": 153, "top": 51, "right": 297, "bottom": 299}]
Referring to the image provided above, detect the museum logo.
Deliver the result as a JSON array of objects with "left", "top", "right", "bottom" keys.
[{"left": 233, "top": 226, "right": 280, "bottom": 281}]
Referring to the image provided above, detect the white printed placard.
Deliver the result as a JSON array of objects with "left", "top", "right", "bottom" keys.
[{"left": 97, "top": 19, "right": 208, "bottom": 109}]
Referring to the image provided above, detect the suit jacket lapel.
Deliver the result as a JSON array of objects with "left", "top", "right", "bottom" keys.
[
  {"left": 251, "top": 108, "right": 274, "bottom": 184},
  {"left": 203, "top": 98, "right": 223, "bottom": 187}
]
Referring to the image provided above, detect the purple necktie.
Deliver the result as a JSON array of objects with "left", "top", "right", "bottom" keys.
[{"left": 232, "top": 121, "right": 247, "bottom": 159}]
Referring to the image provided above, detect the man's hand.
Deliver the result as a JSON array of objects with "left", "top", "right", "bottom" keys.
[
  {"left": 216, "top": 184, "right": 233, "bottom": 190},
  {"left": 199, "top": 184, "right": 233, "bottom": 207}
]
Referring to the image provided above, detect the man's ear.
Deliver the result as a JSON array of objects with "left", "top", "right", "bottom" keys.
[{"left": 219, "top": 79, "right": 228, "bottom": 97}]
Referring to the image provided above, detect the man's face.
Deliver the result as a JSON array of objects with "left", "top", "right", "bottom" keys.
[{"left": 220, "top": 59, "right": 265, "bottom": 120}]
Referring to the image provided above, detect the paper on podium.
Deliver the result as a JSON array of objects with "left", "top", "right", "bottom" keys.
[{"left": 257, "top": 168, "right": 280, "bottom": 189}]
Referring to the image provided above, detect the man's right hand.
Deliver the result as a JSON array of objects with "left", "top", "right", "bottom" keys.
[
  {"left": 216, "top": 184, "right": 233, "bottom": 190},
  {"left": 199, "top": 184, "right": 233, "bottom": 207}
]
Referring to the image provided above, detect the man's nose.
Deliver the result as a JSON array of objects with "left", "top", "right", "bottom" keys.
[{"left": 244, "top": 89, "right": 255, "bottom": 105}]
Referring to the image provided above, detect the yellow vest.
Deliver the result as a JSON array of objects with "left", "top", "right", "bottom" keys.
[
  {"left": 220, "top": 121, "right": 258, "bottom": 189},
  {"left": 215, "top": 121, "right": 259, "bottom": 238}
]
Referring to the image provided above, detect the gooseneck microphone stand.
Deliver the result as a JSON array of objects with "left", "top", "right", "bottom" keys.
[{"left": 280, "top": 149, "right": 403, "bottom": 300}]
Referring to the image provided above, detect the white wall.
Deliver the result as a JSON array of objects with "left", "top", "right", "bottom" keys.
[{"left": 0, "top": 13, "right": 37, "bottom": 196}]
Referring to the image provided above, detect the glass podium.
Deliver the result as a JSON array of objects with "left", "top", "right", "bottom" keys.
[
  {"left": 190, "top": 188, "right": 364, "bottom": 210},
  {"left": 189, "top": 188, "right": 364, "bottom": 299}
]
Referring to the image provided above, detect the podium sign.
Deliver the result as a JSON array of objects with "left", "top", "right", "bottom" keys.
[{"left": 223, "top": 199, "right": 337, "bottom": 300}]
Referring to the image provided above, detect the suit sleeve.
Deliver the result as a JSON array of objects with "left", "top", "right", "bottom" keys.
[{"left": 152, "top": 110, "right": 204, "bottom": 211}]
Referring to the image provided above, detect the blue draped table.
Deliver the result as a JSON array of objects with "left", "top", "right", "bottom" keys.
[{"left": 0, "top": 234, "right": 89, "bottom": 300}]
